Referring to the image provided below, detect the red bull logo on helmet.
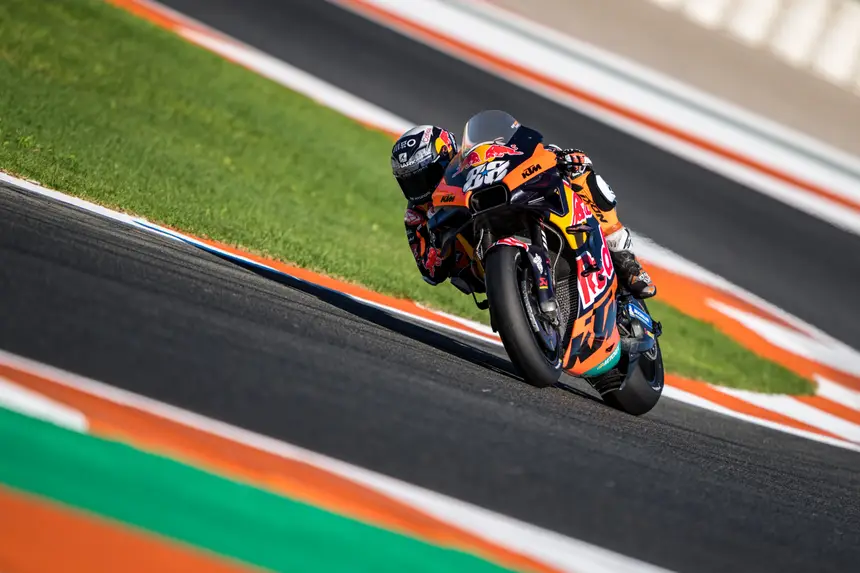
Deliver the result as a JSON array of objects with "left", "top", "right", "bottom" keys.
[
  {"left": 435, "top": 129, "right": 454, "bottom": 156},
  {"left": 455, "top": 143, "right": 522, "bottom": 175}
]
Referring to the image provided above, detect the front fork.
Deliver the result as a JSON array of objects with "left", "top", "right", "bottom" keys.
[
  {"left": 485, "top": 220, "right": 558, "bottom": 321},
  {"left": 526, "top": 220, "right": 558, "bottom": 318}
]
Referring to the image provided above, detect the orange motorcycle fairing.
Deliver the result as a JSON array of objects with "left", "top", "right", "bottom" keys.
[
  {"left": 563, "top": 279, "right": 620, "bottom": 376},
  {"left": 500, "top": 145, "right": 558, "bottom": 191},
  {"left": 431, "top": 180, "right": 470, "bottom": 209},
  {"left": 553, "top": 187, "right": 622, "bottom": 376}
]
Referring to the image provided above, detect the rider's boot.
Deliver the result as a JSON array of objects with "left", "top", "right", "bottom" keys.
[
  {"left": 605, "top": 227, "right": 656, "bottom": 299},
  {"left": 612, "top": 251, "right": 656, "bottom": 299}
]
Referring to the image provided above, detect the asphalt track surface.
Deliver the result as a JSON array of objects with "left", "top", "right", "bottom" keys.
[
  {"left": 4, "top": 184, "right": 860, "bottom": 572},
  {"left": 157, "top": 0, "right": 860, "bottom": 349}
]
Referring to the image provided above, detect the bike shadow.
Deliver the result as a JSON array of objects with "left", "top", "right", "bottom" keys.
[
  {"left": 219, "top": 253, "right": 524, "bottom": 381},
  {"left": 214, "top": 249, "right": 604, "bottom": 405}
]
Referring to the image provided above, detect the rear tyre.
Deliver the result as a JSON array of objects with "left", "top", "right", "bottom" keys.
[
  {"left": 601, "top": 341, "right": 664, "bottom": 416},
  {"left": 485, "top": 245, "right": 562, "bottom": 388}
]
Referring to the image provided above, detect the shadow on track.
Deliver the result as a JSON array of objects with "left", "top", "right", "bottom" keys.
[
  {"left": 196, "top": 245, "right": 605, "bottom": 405},
  {"left": 215, "top": 252, "right": 526, "bottom": 381}
]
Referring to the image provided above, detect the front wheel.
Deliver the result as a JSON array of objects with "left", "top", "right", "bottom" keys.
[{"left": 485, "top": 245, "right": 562, "bottom": 388}]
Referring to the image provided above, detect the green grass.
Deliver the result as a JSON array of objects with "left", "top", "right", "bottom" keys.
[{"left": 0, "top": 0, "right": 813, "bottom": 395}]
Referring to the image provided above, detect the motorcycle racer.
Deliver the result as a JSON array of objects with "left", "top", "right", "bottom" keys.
[{"left": 390, "top": 121, "right": 657, "bottom": 300}]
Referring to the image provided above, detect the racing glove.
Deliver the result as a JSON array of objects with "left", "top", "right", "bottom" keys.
[
  {"left": 404, "top": 206, "right": 450, "bottom": 285},
  {"left": 550, "top": 146, "right": 593, "bottom": 177}
]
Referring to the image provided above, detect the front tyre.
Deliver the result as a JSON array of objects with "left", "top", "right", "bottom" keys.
[{"left": 485, "top": 245, "right": 562, "bottom": 388}]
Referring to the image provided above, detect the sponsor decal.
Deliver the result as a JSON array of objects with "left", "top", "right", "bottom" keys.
[
  {"left": 440, "top": 194, "right": 456, "bottom": 203},
  {"left": 455, "top": 144, "right": 523, "bottom": 175},
  {"left": 420, "top": 126, "right": 433, "bottom": 146},
  {"left": 494, "top": 237, "right": 529, "bottom": 249},
  {"left": 400, "top": 147, "right": 431, "bottom": 169},
  {"left": 463, "top": 160, "right": 510, "bottom": 192},
  {"left": 404, "top": 209, "right": 423, "bottom": 226},
  {"left": 436, "top": 129, "right": 454, "bottom": 156},
  {"left": 532, "top": 254, "right": 543, "bottom": 273},
  {"left": 539, "top": 277, "right": 549, "bottom": 289},
  {"left": 424, "top": 247, "right": 444, "bottom": 278},
  {"left": 588, "top": 344, "right": 621, "bottom": 375},
  {"left": 394, "top": 138, "right": 417, "bottom": 151},
  {"left": 627, "top": 302, "right": 653, "bottom": 329},
  {"left": 571, "top": 193, "right": 593, "bottom": 226},
  {"left": 399, "top": 152, "right": 408, "bottom": 163},
  {"left": 577, "top": 239, "right": 615, "bottom": 311},
  {"left": 521, "top": 164, "right": 542, "bottom": 179},
  {"left": 577, "top": 192, "right": 607, "bottom": 224}
]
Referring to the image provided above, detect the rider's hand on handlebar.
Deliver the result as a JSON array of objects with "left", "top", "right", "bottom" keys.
[{"left": 552, "top": 147, "right": 592, "bottom": 177}]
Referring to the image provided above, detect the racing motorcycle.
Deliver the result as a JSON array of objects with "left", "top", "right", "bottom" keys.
[{"left": 428, "top": 111, "right": 663, "bottom": 415}]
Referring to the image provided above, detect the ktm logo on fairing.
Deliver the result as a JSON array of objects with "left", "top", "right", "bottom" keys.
[
  {"left": 521, "top": 164, "right": 542, "bottom": 179},
  {"left": 440, "top": 194, "right": 456, "bottom": 203}
]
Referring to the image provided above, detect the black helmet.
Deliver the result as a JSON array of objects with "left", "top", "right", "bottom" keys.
[{"left": 391, "top": 125, "right": 458, "bottom": 203}]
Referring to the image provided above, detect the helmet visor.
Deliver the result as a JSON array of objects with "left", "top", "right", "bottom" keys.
[{"left": 396, "top": 160, "right": 446, "bottom": 203}]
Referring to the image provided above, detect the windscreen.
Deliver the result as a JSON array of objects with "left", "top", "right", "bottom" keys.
[{"left": 461, "top": 110, "right": 521, "bottom": 150}]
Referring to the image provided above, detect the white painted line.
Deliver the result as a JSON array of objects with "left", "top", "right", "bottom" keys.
[
  {"left": 815, "top": 376, "right": 860, "bottom": 411},
  {"left": 662, "top": 384, "right": 860, "bottom": 451},
  {"left": 0, "top": 378, "right": 88, "bottom": 432},
  {"left": 348, "top": 294, "right": 503, "bottom": 346},
  {"left": 0, "top": 349, "right": 675, "bottom": 573},
  {"left": 0, "top": 173, "right": 136, "bottom": 225},
  {"left": 706, "top": 299, "right": 860, "bottom": 377},
  {"left": 716, "top": 386, "right": 860, "bottom": 443}
]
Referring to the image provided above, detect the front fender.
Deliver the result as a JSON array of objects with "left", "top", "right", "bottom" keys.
[{"left": 487, "top": 236, "right": 555, "bottom": 314}]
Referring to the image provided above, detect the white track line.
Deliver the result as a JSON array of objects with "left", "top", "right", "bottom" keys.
[
  {"left": 0, "top": 378, "right": 88, "bottom": 432},
  {"left": 815, "top": 376, "right": 860, "bottom": 411},
  {"left": 717, "top": 386, "right": 860, "bottom": 443},
  {"left": 662, "top": 385, "right": 860, "bottom": 452}
]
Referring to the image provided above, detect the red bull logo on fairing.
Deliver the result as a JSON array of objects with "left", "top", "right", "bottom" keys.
[{"left": 455, "top": 143, "right": 522, "bottom": 175}]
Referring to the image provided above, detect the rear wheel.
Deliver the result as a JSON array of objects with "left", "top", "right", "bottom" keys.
[{"left": 485, "top": 245, "right": 562, "bottom": 388}]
